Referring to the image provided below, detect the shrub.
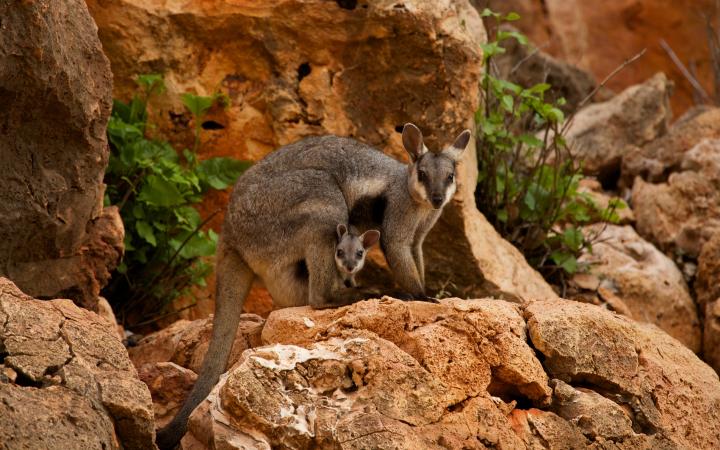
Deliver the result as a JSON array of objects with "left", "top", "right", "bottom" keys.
[
  {"left": 475, "top": 10, "right": 623, "bottom": 288},
  {"left": 103, "top": 74, "right": 250, "bottom": 326}
]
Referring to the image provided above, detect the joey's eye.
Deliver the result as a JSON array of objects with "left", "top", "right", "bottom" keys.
[
  {"left": 356, "top": 250, "right": 363, "bottom": 258},
  {"left": 418, "top": 170, "right": 427, "bottom": 181},
  {"left": 447, "top": 173, "right": 454, "bottom": 182},
  {"left": 336, "top": 250, "right": 344, "bottom": 258}
]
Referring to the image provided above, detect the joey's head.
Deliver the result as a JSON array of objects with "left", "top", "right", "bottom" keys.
[
  {"left": 335, "top": 224, "right": 380, "bottom": 276},
  {"left": 402, "top": 123, "right": 471, "bottom": 210}
]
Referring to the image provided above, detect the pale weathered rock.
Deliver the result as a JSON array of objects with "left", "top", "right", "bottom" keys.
[
  {"left": 97, "top": 295, "right": 125, "bottom": 340},
  {"left": 526, "top": 298, "right": 720, "bottom": 449},
  {"left": 87, "top": 0, "right": 557, "bottom": 303},
  {"left": 182, "top": 297, "right": 720, "bottom": 448},
  {"left": 0, "top": 0, "right": 120, "bottom": 311},
  {"left": 0, "top": 278, "right": 155, "bottom": 449},
  {"left": 632, "top": 138, "right": 720, "bottom": 257},
  {"left": 697, "top": 233, "right": 720, "bottom": 373},
  {"left": 138, "top": 362, "right": 198, "bottom": 429},
  {"left": 564, "top": 73, "right": 672, "bottom": 184},
  {"left": 573, "top": 224, "right": 700, "bottom": 352},
  {"left": 623, "top": 107, "right": 720, "bottom": 185},
  {"left": 129, "top": 314, "right": 265, "bottom": 374}
]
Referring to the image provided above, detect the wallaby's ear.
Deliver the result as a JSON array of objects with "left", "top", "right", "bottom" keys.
[
  {"left": 336, "top": 224, "right": 348, "bottom": 241},
  {"left": 402, "top": 123, "right": 426, "bottom": 161},
  {"left": 444, "top": 129, "right": 472, "bottom": 161},
  {"left": 360, "top": 230, "right": 381, "bottom": 249}
]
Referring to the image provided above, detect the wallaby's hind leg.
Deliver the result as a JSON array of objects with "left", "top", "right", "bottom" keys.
[
  {"left": 263, "top": 265, "right": 308, "bottom": 309},
  {"left": 156, "top": 242, "right": 254, "bottom": 449}
]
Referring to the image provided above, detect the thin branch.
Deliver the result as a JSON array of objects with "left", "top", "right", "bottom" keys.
[
  {"left": 563, "top": 48, "right": 647, "bottom": 135},
  {"left": 510, "top": 41, "right": 551, "bottom": 74},
  {"left": 659, "top": 38, "right": 711, "bottom": 103}
]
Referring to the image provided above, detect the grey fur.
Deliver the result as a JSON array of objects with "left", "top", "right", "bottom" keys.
[
  {"left": 156, "top": 124, "right": 470, "bottom": 449},
  {"left": 335, "top": 224, "right": 380, "bottom": 287}
]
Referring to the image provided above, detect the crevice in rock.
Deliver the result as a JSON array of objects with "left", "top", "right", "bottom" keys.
[
  {"left": 336, "top": 0, "right": 357, "bottom": 11},
  {"left": 297, "top": 62, "right": 311, "bottom": 82},
  {"left": 201, "top": 120, "right": 225, "bottom": 130}
]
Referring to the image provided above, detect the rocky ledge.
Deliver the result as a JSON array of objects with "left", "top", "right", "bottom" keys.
[{"left": 133, "top": 297, "right": 720, "bottom": 449}]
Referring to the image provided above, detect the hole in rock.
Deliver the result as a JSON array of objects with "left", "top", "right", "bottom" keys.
[
  {"left": 336, "top": 0, "right": 357, "bottom": 10},
  {"left": 487, "top": 379, "right": 534, "bottom": 410},
  {"left": 201, "top": 120, "right": 225, "bottom": 130},
  {"left": 395, "top": 124, "right": 404, "bottom": 133},
  {"left": 297, "top": 63, "right": 312, "bottom": 82}
]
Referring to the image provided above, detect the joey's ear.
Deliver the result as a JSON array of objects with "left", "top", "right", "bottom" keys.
[
  {"left": 336, "top": 224, "right": 347, "bottom": 240},
  {"left": 444, "top": 129, "right": 472, "bottom": 161},
  {"left": 360, "top": 230, "right": 381, "bottom": 249},
  {"left": 402, "top": 123, "right": 426, "bottom": 161}
]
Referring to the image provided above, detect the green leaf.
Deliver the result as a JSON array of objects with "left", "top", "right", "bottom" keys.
[
  {"left": 197, "top": 157, "right": 251, "bottom": 190},
  {"left": 480, "top": 8, "right": 500, "bottom": 18},
  {"left": 178, "top": 232, "right": 216, "bottom": 259},
  {"left": 136, "top": 74, "right": 166, "bottom": 97},
  {"left": 501, "top": 94, "right": 514, "bottom": 112},
  {"left": 181, "top": 93, "right": 215, "bottom": 119},
  {"left": 136, "top": 220, "right": 157, "bottom": 246},
  {"left": 138, "top": 175, "right": 186, "bottom": 207},
  {"left": 504, "top": 12, "right": 521, "bottom": 21},
  {"left": 519, "top": 134, "right": 543, "bottom": 147},
  {"left": 551, "top": 251, "right": 579, "bottom": 274},
  {"left": 497, "top": 30, "right": 529, "bottom": 45}
]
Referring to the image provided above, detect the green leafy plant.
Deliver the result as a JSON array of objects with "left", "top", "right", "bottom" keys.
[
  {"left": 103, "top": 74, "right": 250, "bottom": 327},
  {"left": 475, "top": 10, "right": 623, "bottom": 288}
]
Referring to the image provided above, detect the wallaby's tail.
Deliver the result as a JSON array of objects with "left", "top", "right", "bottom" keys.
[{"left": 156, "top": 243, "right": 254, "bottom": 449}]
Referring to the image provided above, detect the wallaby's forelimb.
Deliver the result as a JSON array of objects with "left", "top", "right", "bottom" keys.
[{"left": 156, "top": 244, "right": 253, "bottom": 450}]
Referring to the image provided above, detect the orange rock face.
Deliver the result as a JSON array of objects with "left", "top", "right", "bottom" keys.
[{"left": 489, "top": 0, "right": 716, "bottom": 115}]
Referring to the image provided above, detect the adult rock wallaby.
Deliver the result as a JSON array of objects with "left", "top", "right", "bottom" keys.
[{"left": 156, "top": 124, "right": 470, "bottom": 449}]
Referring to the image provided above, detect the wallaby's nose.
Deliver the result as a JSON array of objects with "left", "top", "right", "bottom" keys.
[{"left": 431, "top": 194, "right": 444, "bottom": 208}]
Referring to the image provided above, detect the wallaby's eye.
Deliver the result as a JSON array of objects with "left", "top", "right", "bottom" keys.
[
  {"left": 418, "top": 170, "right": 427, "bottom": 182},
  {"left": 356, "top": 250, "right": 363, "bottom": 258},
  {"left": 447, "top": 173, "right": 454, "bottom": 182},
  {"left": 336, "top": 250, "right": 344, "bottom": 258}
]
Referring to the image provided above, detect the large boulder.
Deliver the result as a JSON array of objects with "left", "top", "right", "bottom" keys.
[
  {"left": 86, "top": 0, "right": 557, "bottom": 302},
  {"left": 632, "top": 138, "right": 720, "bottom": 258},
  {"left": 623, "top": 107, "right": 720, "bottom": 186},
  {"left": 0, "top": 278, "right": 155, "bottom": 449},
  {"left": 563, "top": 73, "right": 672, "bottom": 185},
  {"left": 697, "top": 233, "right": 720, "bottom": 373},
  {"left": 0, "top": 0, "right": 120, "bottom": 311},
  {"left": 572, "top": 224, "right": 700, "bottom": 352},
  {"left": 182, "top": 298, "right": 720, "bottom": 448}
]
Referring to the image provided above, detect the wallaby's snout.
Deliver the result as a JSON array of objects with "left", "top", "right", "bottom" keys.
[{"left": 431, "top": 193, "right": 445, "bottom": 209}]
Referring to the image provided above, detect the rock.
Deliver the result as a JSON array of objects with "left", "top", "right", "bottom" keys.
[
  {"left": 526, "top": 298, "right": 720, "bottom": 449},
  {"left": 573, "top": 224, "right": 700, "bottom": 352},
  {"left": 495, "top": 25, "right": 599, "bottom": 113},
  {"left": 697, "top": 233, "right": 720, "bottom": 373},
  {"left": 564, "top": 73, "right": 672, "bottom": 185},
  {"left": 0, "top": 278, "right": 155, "bottom": 449},
  {"left": 487, "top": 0, "right": 716, "bottom": 114},
  {"left": 182, "top": 297, "right": 720, "bottom": 448},
  {"left": 97, "top": 295, "right": 125, "bottom": 340},
  {"left": 129, "top": 314, "right": 265, "bottom": 374},
  {"left": 0, "top": 0, "right": 119, "bottom": 311},
  {"left": 87, "top": 0, "right": 558, "bottom": 303},
  {"left": 577, "top": 178, "right": 634, "bottom": 224},
  {"left": 138, "top": 362, "right": 197, "bottom": 429},
  {"left": 632, "top": 138, "right": 720, "bottom": 257},
  {"left": 623, "top": 107, "right": 720, "bottom": 186}
]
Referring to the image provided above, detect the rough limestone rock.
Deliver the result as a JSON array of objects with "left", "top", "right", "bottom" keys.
[
  {"left": 632, "top": 138, "right": 720, "bottom": 258},
  {"left": 526, "top": 299, "right": 720, "bottom": 449},
  {"left": 0, "top": 0, "right": 120, "bottom": 311},
  {"left": 180, "top": 297, "right": 720, "bottom": 448},
  {"left": 697, "top": 233, "right": 720, "bottom": 373},
  {"left": 138, "top": 362, "right": 197, "bottom": 429},
  {"left": 487, "top": 0, "right": 715, "bottom": 114},
  {"left": 572, "top": 224, "right": 700, "bottom": 352},
  {"left": 0, "top": 278, "right": 155, "bottom": 449},
  {"left": 623, "top": 107, "right": 720, "bottom": 186},
  {"left": 87, "top": 0, "right": 557, "bottom": 302},
  {"left": 563, "top": 73, "right": 672, "bottom": 184},
  {"left": 129, "top": 314, "right": 265, "bottom": 375}
]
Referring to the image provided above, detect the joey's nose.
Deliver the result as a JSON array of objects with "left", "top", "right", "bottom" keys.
[{"left": 431, "top": 194, "right": 444, "bottom": 208}]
